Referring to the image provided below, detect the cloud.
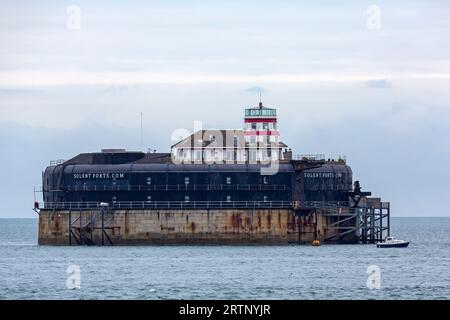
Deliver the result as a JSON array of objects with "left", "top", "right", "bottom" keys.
[
  {"left": 1, "top": 71, "right": 449, "bottom": 86},
  {"left": 103, "top": 85, "right": 133, "bottom": 95},
  {"left": 0, "top": 87, "right": 36, "bottom": 94},
  {"left": 365, "top": 79, "right": 392, "bottom": 89},
  {"left": 244, "top": 86, "right": 268, "bottom": 93}
]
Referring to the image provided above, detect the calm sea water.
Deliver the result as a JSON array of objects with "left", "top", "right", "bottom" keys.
[{"left": 0, "top": 217, "right": 449, "bottom": 300}]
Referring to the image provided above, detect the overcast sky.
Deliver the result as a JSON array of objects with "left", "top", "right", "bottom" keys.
[{"left": 1, "top": 0, "right": 449, "bottom": 217}]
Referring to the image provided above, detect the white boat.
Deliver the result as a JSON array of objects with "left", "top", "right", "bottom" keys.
[{"left": 376, "top": 236, "right": 409, "bottom": 248}]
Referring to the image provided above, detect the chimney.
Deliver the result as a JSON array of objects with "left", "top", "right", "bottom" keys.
[{"left": 283, "top": 149, "right": 293, "bottom": 161}]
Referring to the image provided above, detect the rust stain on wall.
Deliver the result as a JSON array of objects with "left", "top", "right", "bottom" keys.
[
  {"left": 245, "top": 216, "right": 252, "bottom": 232},
  {"left": 278, "top": 212, "right": 281, "bottom": 228},
  {"left": 230, "top": 213, "right": 240, "bottom": 231}
]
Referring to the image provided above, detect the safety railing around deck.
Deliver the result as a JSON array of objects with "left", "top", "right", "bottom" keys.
[
  {"left": 49, "top": 159, "right": 65, "bottom": 166},
  {"left": 36, "top": 200, "right": 349, "bottom": 210},
  {"left": 63, "top": 184, "right": 290, "bottom": 192},
  {"left": 292, "top": 154, "right": 325, "bottom": 161},
  {"left": 291, "top": 154, "right": 346, "bottom": 163}
]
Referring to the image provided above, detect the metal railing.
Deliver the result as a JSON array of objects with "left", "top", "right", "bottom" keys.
[
  {"left": 36, "top": 200, "right": 350, "bottom": 210},
  {"left": 38, "top": 201, "right": 292, "bottom": 210},
  {"left": 292, "top": 154, "right": 347, "bottom": 163},
  {"left": 63, "top": 184, "right": 290, "bottom": 192},
  {"left": 292, "top": 154, "right": 325, "bottom": 161},
  {"left": 50, "top": 159, "right": 65, "bottom": 166},
  {"left": 307, "top": 184, "right": 350, "bottom": 191}
]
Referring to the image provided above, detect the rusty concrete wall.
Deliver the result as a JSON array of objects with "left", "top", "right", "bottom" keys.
[
  {"left": 39, "top": 211, "right": 70, "bottom": 245},
  {"left": 38, "top": 209, "right": 348, "bottom": 245}
]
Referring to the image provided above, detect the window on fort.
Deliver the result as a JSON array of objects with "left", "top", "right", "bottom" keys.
[
  {"left": 184, "top": 177, "right": 190, "bottom": 185},
  {"left": 184, "top": 195, "right": 190, "bottom": 203},
  {"left": 147, "top": 195, "right": 152, "bottom": 202},
  {"left": 146, "top": 177, "right": 152, "bottom": 185},
  {"left": 226, "top": 195, "right": 231, "bottom": 202},
  {"left": 263, "top": 177, "right": 268, "bottom": 184},
  {"left": 263, "top": 196, "right": 268, "bottom": 202},
  {"left": 226, "top": 177, "right": 231, "bottom": 184},
  {"left": 112, "top": 196, "right": 117, "bottom": 203}
]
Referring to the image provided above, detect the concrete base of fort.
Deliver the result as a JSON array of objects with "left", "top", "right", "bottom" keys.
[{"left": 38, "top": 209, "right": 351, "bottom": 245}]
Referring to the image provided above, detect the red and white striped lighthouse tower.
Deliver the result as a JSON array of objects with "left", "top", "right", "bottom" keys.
[{"left": 244, "top": 100, "right": 279, "bottom": 145}]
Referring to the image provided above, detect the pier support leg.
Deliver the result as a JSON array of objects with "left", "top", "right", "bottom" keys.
[
  {"left": 101, "top": 208, "right": 105, "bottom": 246},
  {"left": 69, "top": 210, "right": 71, "bottom": 246}
]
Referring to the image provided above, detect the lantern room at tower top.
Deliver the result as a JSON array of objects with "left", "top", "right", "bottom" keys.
[{"left": 244, "top": 101, "right": 279, "bottom": 144}]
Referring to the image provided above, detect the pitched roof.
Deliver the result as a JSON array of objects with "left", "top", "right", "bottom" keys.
[{"left": 171, "top": 130, "right": 287, "bottom": 149}]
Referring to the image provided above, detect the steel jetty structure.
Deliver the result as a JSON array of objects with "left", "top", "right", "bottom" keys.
[{"left": 36, "top": 102, "right": 390, "bottom": 245}]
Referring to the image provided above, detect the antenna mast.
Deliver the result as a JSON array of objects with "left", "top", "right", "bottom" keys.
[
  {"left": 140, "top": 112, "right": 143, "bottom": 152},
  {"left": 259, "top": 91, "right": 263, "bottom": 108}
]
